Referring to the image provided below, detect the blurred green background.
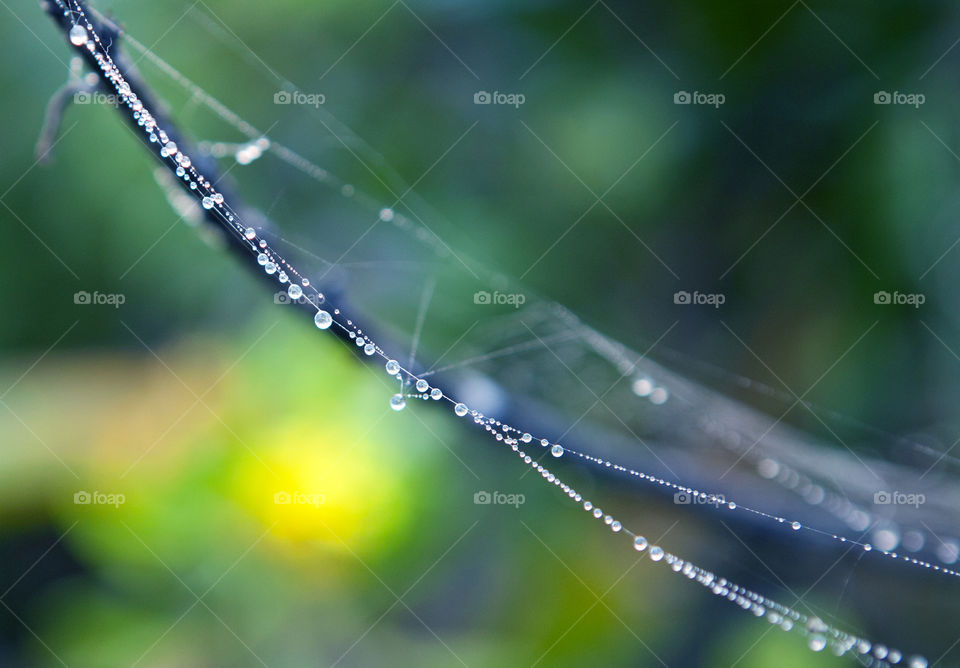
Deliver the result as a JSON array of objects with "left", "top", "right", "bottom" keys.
[{"left": 2, "top": 0, "right": 960, "bottom": 666}]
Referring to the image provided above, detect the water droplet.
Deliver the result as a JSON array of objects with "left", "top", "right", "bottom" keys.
[
  {"left": 649, "top": 387, "right": 669, "bottom": 405},
  {"left": 313, "top": 310, "right": 332, "bottom": 329},
  {"left": 632, "top": 377, "right": 653, "bottom": 397},
  {"left": 520, "top": 433, "right": 532, "bottom": 443},
  {"left": 390, "top": 394, "right": 406, "bottom": 411},
  {"left": 257, "top": 253, "right": 268, "bottom": 265},
  {"left": 864, "top": 543, "right": 873, "bottom": 552},
  {"left": 633, "top": 536, "right": 648, "bottom": 552},
  {"left": 69, "top": 25, "right": 88, "bottom": 46},
  {"left": 551, "top": 444, "right": 564, "bottom": 458},
  {"left": 201, "top": 196, "right": 214, "bottom": 209},
  {"left": 379, "top": 208, "right": 394, "bottom": 222},
  {"left": 288, "top": 284, "right": 302, "bottom": 300},
  {"left": 791, "top": 521, "right": 801, "bottom": 531},
  {"left": 808, "top": 635, "right": 826, "bottom": 652},
  {"left": 611, "top": 521, "right": 622, "bottom": 532},
  {"left": 162, "top": 141, "right": 177, "bottom": 157},
  {"left": 454, "top": 403, "right": 468, "bottom": 417},
  {"left": 264, "top": 262, "right": 277, "bottom": 275},
  {"left": 430, "top": 388, "right": 442, "bottom": 400},
  {"left": 364, "top": 342, "right": 376, "bottom": 356},
  {"left": 385, "top": 360, "right": 400, "bottom": 376},
  {"left": 649, "top": 546, "right": 664, "bottom": 562},
  {"left": 244, "top": 227, "right": 256, "bottom": 240}
]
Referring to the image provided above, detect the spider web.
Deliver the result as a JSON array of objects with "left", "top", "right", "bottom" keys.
[{"left": 45, "top": 1, "right": 960, "bottom": 665}]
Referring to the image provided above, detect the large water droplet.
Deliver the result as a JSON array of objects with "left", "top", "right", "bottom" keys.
[
  {"left": 454, "top": 403, "right": 468, "bottom": 417},
  {"left": 69, "top": 25, "right": 88, "bottom": 46},
  {"left": 288, "top": 284, "right": 303, "bottom": 300},
  {"left": 649, "top": 546, "right": 664, "bottom": 562},
  {"left": 633, "top": 536, "right": 648, "bottom": 552},
  {"left": 385, "top": 360, "right": 400, "bottom": 376},
  {"left": 430, "top": 388, "right": 442, "bottom": 400},
  {"left": 791, "top": 521, "right": 801, "bottom": 531},
  {"left": 390, "top": 394, "right": 406, "bottom": 411},
  {"left": 313, "top": 310, "right": 332, "bottom": 329},
  {"left": 415, "top": 379, "right": 429, "bottom": 393},
  {"left": 551, "top": 444, "right": 564, "bottom": 458}
]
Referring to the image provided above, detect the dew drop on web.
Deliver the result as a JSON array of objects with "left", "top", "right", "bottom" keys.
[
  {"left": 69, "top": 24, "right": 88, "bottom": 46},
  {"left": 313, "top": 310, "right": 332, "bottom": 329}
]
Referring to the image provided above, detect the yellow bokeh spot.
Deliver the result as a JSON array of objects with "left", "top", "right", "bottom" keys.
[{"left": 233, "top": 418, "right": 408, "bottom": 553}]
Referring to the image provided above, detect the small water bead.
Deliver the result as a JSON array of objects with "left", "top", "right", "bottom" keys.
[
  {"left": 313, "top": 310, "right": 332, "bottom": 329},
  {"left": 649, "top": 387, "right": 669, "bottom": 405},
  {"left": 521, "top": 433, "right": 532, "bottom": 443},
  {"left": 791, "top": 521, "right": 801, "bottom": 531},
  {"left": 808, "top": 635, "right": 826, "bottom": 652},
  {"left": 378, "top": 208, "right": 395, "bottom": 222},
  {"left": 278, "top": 271, "right": 288, "bottom": 284},
  {"left": 69, "top": 24, "right": 88, "bottom": 46},
  {"left": 364, "top": 342, "right": 376, "bottom": 355},
  {"left": 430, "top": 388, "right": 442, "bottom": 400},
  {"left": 632, "top": 377, "right": 653, "bottom": 397},
  {"left": 611, "top": 521, "right": 622, "bottom": 532},
  {"left": 634, "top": 536, "right": 648, "bottom": 552},
  {"left": 213, "top": 193, "right": 224, "bottom": 205},
  {"left": 551, "top": 444, "right": 564, "bottom": 458},
  {"left": 288, "top": 284, "right": 303, "bottom": 300},
  {"left": 385, "top": 360, "right": 400, "bottom": 376},
  {"left": 201, "top": 196, "right": 214, "bottom": 209},
  {"left": 415, "top": 379, "right": 429, "bottom": 393},
  {"left": 649, "top": 546, "right": 665, "bottom": 562},
  {"left": 592, "top": 508, "right": 603, "bottom": 519},
  {"left": 161, "top": 140, "right": 178, "bottom": 158},
  {"left": 454, "top": 403, "right": 469, "bottom": 417},
  {"left": 390, "top": 394, "right": 406, "bottom": 411},
  {"left": 540, "top": 439, "right": 549, "bottom": 447},
  {"left": 264, "top": 262, "right": 277, "bottom": 275},
  {"left": 244, "top": 227, "right": 256, "bottom": 240}
]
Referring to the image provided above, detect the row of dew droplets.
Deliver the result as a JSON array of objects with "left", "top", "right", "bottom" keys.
[{"left": 56, "top": 1, "right": 930, "bottom": 663}]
